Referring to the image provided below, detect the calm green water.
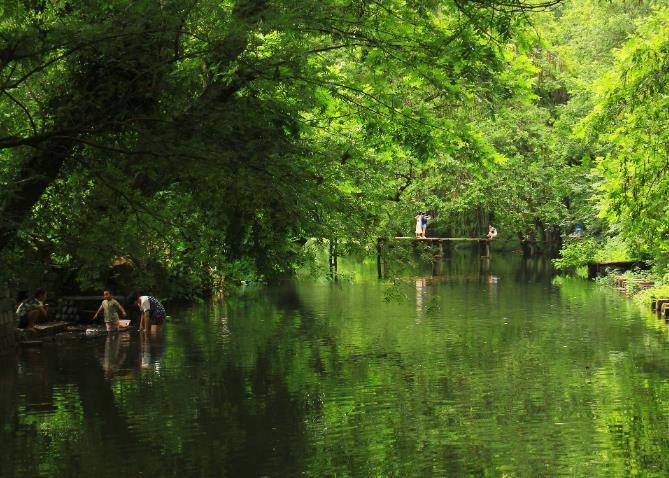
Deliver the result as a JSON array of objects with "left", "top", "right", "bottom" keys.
[{"left": 3, "top": 253, "right": 669, "bottom": 477}]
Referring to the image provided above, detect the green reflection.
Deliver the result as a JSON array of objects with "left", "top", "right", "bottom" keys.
[{"left": 2, "top": 254, "right": 669, "bottom": 477}]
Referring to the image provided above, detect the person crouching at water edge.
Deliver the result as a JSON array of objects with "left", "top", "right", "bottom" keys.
[
  {"left": 487, "top": 224, "right": 498, "bottom": 240},
  {"left": 92, "top": 290, "right": 127, "bottom": 332},
  {"left": 16, "top": 288, "right": 48, "bottom": 330},
  {"left": 129, "top": 291, "right": 166, "bottom": 332}
]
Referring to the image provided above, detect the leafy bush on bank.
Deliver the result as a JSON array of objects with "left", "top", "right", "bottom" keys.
[{"left": 553, "top": 236, "right": 635, "bottom": 273}]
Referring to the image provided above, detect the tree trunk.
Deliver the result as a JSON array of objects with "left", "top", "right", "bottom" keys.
[
  {"left": 0, "top": 139, "right": 73, "bottom": 252},
  {"left": 0, "top": 0, "right": 269, "bottom": 256}
]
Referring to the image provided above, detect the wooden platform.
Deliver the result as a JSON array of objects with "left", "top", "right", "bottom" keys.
[
  {"left": 33, "top": 321, "right": 69, "bottom": 334},
  {"left": 394, "top": 237, "right": 489, "bottom": 241},
  {"left": 16, "top": 321, "right": 70, "bottom": 342}
]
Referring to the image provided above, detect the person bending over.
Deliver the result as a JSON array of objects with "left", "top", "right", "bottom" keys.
[{"left": 129, "top": 292, "right": 166, "bottom": 332}]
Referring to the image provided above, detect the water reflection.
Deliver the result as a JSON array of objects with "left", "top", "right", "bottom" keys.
[
  {"left": 415, "top": 277, "right": 427, "bottom": 321},
  {"left": 140, "top": 331, "right": 165, "bottom": 371},
  {"left": 4, "top": 253, "right": 669, "bottom": 476},
  {"left": 100, "top": 334, "right": 126, "bottom": 379}
]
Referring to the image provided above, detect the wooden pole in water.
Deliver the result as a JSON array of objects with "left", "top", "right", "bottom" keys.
[
  {"left": 328, "top": 237, "right": 337, "bottom": 279},
  {"left": 443, "top": 239, "right": 452, "bottom": 257},
  {"left": 376, "top": 238, "right": 383, "bottom": 279},
  {"left": 481, "top": 239, "right": 490, "bottom": 258}
]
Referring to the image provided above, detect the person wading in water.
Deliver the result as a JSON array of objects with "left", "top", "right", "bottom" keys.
[
  {"left": 129, "top": 292, "right": 166, "bottom": 332},
  {"left": 92, "top": 290, "right": 127, "bottom": 332}
]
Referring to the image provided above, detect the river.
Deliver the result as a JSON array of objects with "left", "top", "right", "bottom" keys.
[{"left": 2, "top": 252, "right": 669, "bottom": 477}]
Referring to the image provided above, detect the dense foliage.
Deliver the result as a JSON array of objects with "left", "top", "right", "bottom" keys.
[{"left": 1, "top": 0, "right": 669, "bottom": 296}]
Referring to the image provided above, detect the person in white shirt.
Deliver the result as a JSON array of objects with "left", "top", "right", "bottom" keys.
[
  {"left": 487, "top": 224, "right": 498, "bottom": 240},
  {"left": 129, "top": 291, "right": 166, "bottom": 332},
  {"left": 415, "top": 213, "right": 424, "bottom": 238}
]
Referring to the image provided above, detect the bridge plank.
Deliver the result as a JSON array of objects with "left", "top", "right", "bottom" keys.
[{"left": 393, "top": 237, "right": 488, "bottom": 241}]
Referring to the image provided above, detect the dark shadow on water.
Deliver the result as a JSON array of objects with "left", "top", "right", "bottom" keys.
[{"left": 7, "top": 252, "right": 669, "bottom": 477}]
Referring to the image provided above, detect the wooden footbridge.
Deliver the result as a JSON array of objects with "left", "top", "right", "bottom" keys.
[
  {"left": 392, "top": 236, "right": 492, "bottom": 257},
  {"left": 326, "top": 236, "right": 496, "bottom": 281},
  {"left": 370, "top": 236, "right": 494, "bottom": 279},
  {"left": 394, "top": 236, "right": 491, "bottom": 257},
  {"left": 393, "top": 237, "right": 491, "bottom": 242}
]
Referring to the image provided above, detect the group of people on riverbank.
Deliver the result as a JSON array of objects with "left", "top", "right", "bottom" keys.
[{"left": 15, "top": 289, "right": 166, "bottom": 333}]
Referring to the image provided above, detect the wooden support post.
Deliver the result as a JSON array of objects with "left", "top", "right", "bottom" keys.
[
  {"left": 443, "top": 240, "right": 452, "bottom": 257},
  {"left": 654, "top": 299, "right": 669, "bottom": 316},
  {"left": 660, "top": 302, "right": 669, "bottom": 319},
  {"left": 438, "top": 241, "right": 444, "bottom": 258},
  {"left": 329, "top": 237, "right": 338, "bottom": 279},
  {"left": 376, "top": 238, "right": 383, "bottom": 279},
  {"left": 481, "top": 239, "right": 490, "bottom": 258}
]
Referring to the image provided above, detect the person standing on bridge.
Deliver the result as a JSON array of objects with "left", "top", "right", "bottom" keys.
[
  {"left": 421, "top": 213, "right": 431, "bottom": 238},
  {"left": 415, "top": 212, "right": 424, "bottom": 238},
  {"left": 487, "top": 224, "right": 498, "bottom": 240}
]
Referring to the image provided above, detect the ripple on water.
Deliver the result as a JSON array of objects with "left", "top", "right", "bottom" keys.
[{"left": 5, "top": 258, "right": 669, "bottom": 476}]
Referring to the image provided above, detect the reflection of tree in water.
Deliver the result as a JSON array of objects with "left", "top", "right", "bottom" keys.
[
  {"left": 7, "top": 275, "right": 669, "bottom": 476},
  {"left": 0, "top": 296, "right": 323, "bottom": 476},
  {"left": 0, "top": 339, "right": 147, "bottom": 476},
  {"left": 513, "top": 256, "right": 552, "bottom": 284},
  {"left": 0, "top": 354, "right": 17, "bottom": 429}
]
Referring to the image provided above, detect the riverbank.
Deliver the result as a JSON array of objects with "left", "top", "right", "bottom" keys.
[{"left": 591, "top": 268, "right": 669, "bottom": 313}]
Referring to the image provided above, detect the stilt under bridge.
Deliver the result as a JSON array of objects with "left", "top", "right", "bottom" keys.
[{"left": 374, "top": 236, "right": 493, "bottom": 279}]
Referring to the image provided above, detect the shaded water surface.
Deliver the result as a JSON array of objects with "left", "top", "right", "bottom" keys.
[{"left": 3, "top": 254, "right": 669, "bottom": 477}]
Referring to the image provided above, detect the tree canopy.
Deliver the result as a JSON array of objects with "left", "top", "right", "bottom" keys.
[{"left": 2, "top": 0, "right": 669, "bottom": 295}]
